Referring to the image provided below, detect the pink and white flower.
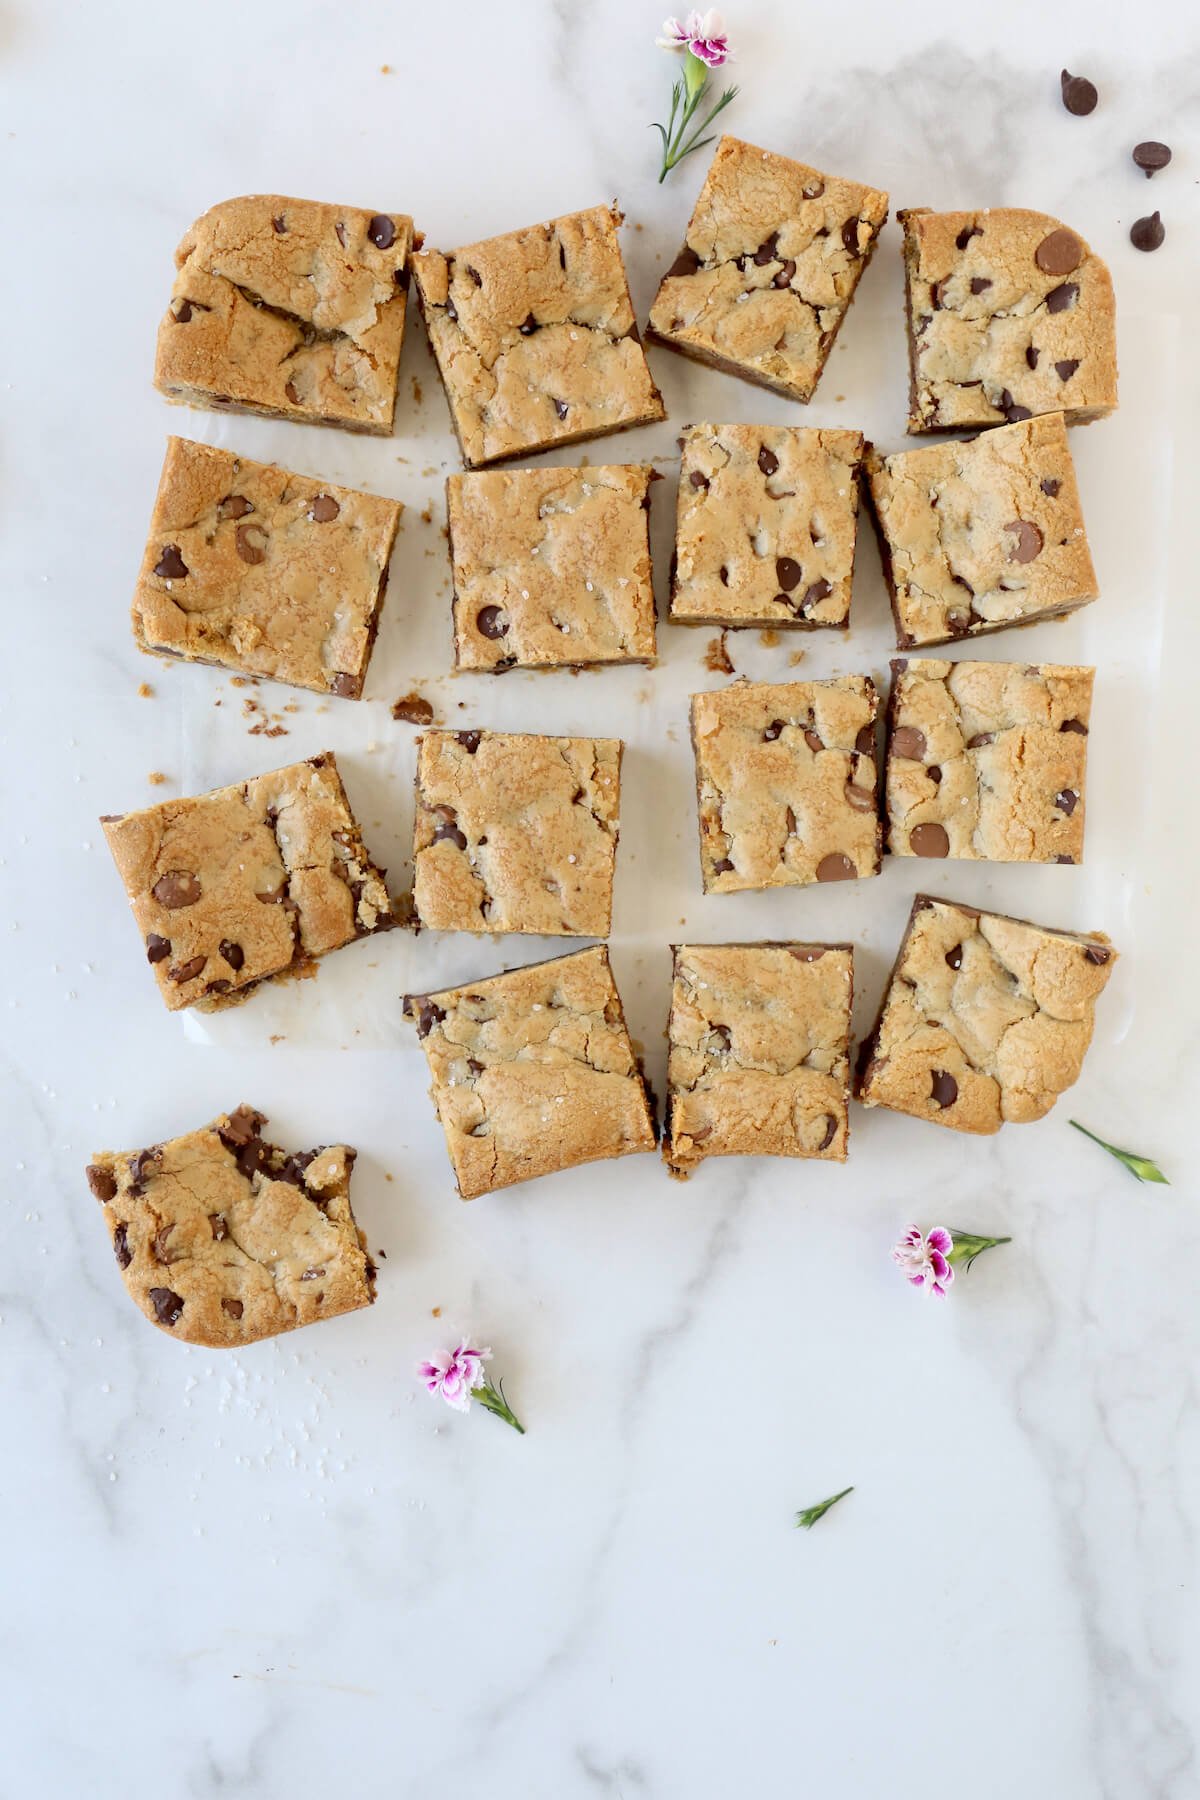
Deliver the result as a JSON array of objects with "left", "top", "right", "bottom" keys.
[
  {"left": 417, "top": 1339, "right": 491, "bottom": 1412},
  {"left": 656, "top": 10, "right": 734, "bottom": 66},
  {"left": 892, "top": 1225, "right": 955, "bottom": 1298}
]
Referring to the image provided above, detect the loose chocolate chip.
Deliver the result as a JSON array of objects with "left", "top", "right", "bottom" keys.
[
  {"left": 217, "top": 494, "right": 253, "bottom": 521},
  {"left": 689, "top": 469, "right": 710, "bottom": 491},
  {"left": 87, "top": 1163, "right": 116, "bottom": 1201},
  {"left": 955, "top": 225, "right": 982, "bottom": 250},
  {"left": 1041, "top": 477, "right": 1061, "bottom": 498},
  {"left": 1060, "top": 717, "right": 1088, "bottom": 735},
  {"left": 1005, "top": 518, "right": 1044, "bottom": 563},
  {"left": 1045, "top": 281, "right": 1079, "bottom": 313},
  {"left": 553, "top": 398, "right": 569, "bottom": 420},
  {"left": 309, "top": 494, "right": 340, "bottom": 523},
  {"left": 804, "top": 728, "right": 824, "bottom": 755},
  {"left": 762, "top": 719, "right": 785, "bottom": 742},
  {"left": 367, "top": 214, "right": 396, "bottom": 249},
  {"left": 476, "top": 605, "right": 508, "bottom": 640},
  {"left": 1060, "top": 70, "right": 1098, "bottom": 115},
  {"left": 145, "top": 933, "right": 171, "bottom": 964},
  {"left": 1026, "top": 345, "right": 1041, "bottom": 369},
  {"left": 457, "top": 730, "right": 481, "bottom": 754},
  {"left": 1055, "top": 358, "right": 1081, "bottom": 381},
  {"left": 235, "top": 521, "right": 268, "bottom": 565},
  {"left": 818, "top": 1115, "right": 838, "bottom": 1151},
  {"left": 775, "top": 556, "right": 802, "bottom": 591},
  {"left": 1085, "top": 945, "right": 1111, "bottom": 965},
  {"left": 149, "top": 1287, "right": 184, "bottom": 1328},
  {"left": 844, "top": 782, "right": 876, "bottom": 812},
  {"left": 209, "top": 1213, "right": 228, "bottom": 1240},
  {"left": 113, "top": 1223, "right": 131, "bottom": 1268},
  {"left": 1035, "top": 228, "right": 1083, "bottom": 276},
  {"left": 152, "top": 870, "right": 201, "bottom": 909},
  {"left": 910, "top": 822, "right": 950, "bottom": 858},
  {"left": 1055, "top": 788, "right": 1078, "bottom": 815},
  {"left": 945, "top": 944, "right": 963, "bottom": 971},
  {"left": 841, "top": 218, "right": 862, "bottom": 255},
  {"left": 772, "top": 260, "right": 796, "bottom": 287},
  {"left": 856, "top": 724, "right": 876, "bottom": 756},
  {"left": 1133, "top": 141, "right": 1171, "bottom": 177},
  {"left": 753, "top": 232, "right": 780, "bottom": 265},
  {"left": 967, "top": 732, "right": 996, "bottom": 749},
  {"left": 221, "top": 1298, "right": 244, "bottom": 1320},
  {"left": 801, "top": 578, "right": 832, "bottom": 612},
  {"left": 969, "top": 276, "right": 992, "bottom": 295},
  {"left": 169, "top": 955, "right": 206, "bottom": 984},
  {"left": 757, "top": 446, "right": 779, "bottom": 477},
  {"left": 890, "top": 726, "right": 926, "bottom": 761},
  {"left": 154, "top": 545, "right": 188, "bottom": 580},
  {"left": 432, "top": 815, "right": 468, "bottom": 851},
  {"left": 930, "top": 1070, "right": 958, "bottom": 1109},
  {"left": 218, "top": 940, "right": 244, "bottom": 972},
  {"left": 816, "top": 853, "right": 856, "bottom": 882},
  {"left": 1130, "top": 211, "right": 1165, "bottom": 253},
  {"left": 667, "top": 246, "right": 700, "bottom": 278},
  {"left": 712, "top": 858, "right": 735, "bottom": 874},
  {"left": 329, "top": 673, "right": 358, "bottom": 697}
]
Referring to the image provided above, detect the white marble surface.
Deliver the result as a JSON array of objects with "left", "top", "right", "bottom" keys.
[{"left": 4, "top": 2, "right": 1200, "bottom": 1794}]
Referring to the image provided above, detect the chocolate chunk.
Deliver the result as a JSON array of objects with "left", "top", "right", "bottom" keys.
[
  {"left": 235, "top": 521, "right": 268, "bottom": 565},
  {"left": 1085, "top": 945, "right": 1111, "bottom": 965},
  {"left": 801, "top": 578, "right": 832, "bottom": 611},
  {"left": 945, "top": 944, "right": 963, "bottom": 971},
  {"left": 967, "top": 732, "right": 995, "bottom": 749},
  {"left": 844, "top": 782, "right": 876, "bottom": 812},
  {"left": 998, "top": 390, "right": 1032, "bottom": 423},
  {"left": 841, "top": 218, "right": 862, "bottom": 255},
  {"left": 718, "top": 565, "right": 729, "bottom": 585},
  {"left": 1055, "top": 788, "right": 1078, "bottom": 815},
  {"left": 87, "top": 1163, "right": 116, "bottom": 1201},
  {"left": 927, "top": 765, "right": 942, "bottom": 784},
  {"left": 476, "top": 605, "right": 508, "bottom": 640},
  {"left": 710, "top": 1023, "right": 732, "bottom": 1049},
  {"left": 553, "top": 399, "right": 569, "bottom": 420},
  {"left": 153, "top": 545, "right": 188, "bottom": 580},
  {"left": 151, "top": 870, "right": 201, "bottom": 909},
  {"left": 1132, "top": 141, "right": 1171, "bottom": 177},
  {"left": 209, "top": 1213, "right": 228, "bottom": 1240},
  {"left": 272, "top": 214, "right": 287, "bottom": 234},
  {"left": 127, "top": 1147, "right": 161, "bottom": 1194},
  {"left": 712, "top": 858, "right": 735, "bottom": 874},
  {"left": 762, "top": 719, "right": 785, "bottom": 742},
  {"left": 329, "top": 673, "right": 358, "bottom": 698},
  {"left": 969, "top": 276, "right": 992, "bottom": 295},
  {"left": 790, "top": 947, "right": 826, "bottom": 962},
  {"left": 218, "top": 940, "right": 244, "bottom": 971},
  {"left": 772, "top": 260, "right": 796, "bottom": 288},
  {"left": 955, "top": 225, "right": 982, "bottom": 251},
  {"left": 1056, "top": 854, "right": 1075, "bottom": 865},
  {"left": 1060, "top": 70, "right": 1098, "bottom": 115},
  {"left": 145, "top": 933, "right": 171, "bottom": 964},
  {"left": 1005, "top": 519, "right": 1044, "bottom": 563},
  {"left": 218, "top": 1105, "right": 263, "bottom": 1149},
  {"left": 910, "top": 822, "right": 950, "bottom": 858},
  {"left": 335, "top": 222, "right": 347, "bottom": 249},
  {"left": 1045, "top": 282, "right": 1079, "bottom": 313},
  {"left": 775, "top": 556, "right": 802, "bottom": 591},
  {"left": 667, "top": 246, "right": 700, "bottom": 278},
  {"left": 517, "top": 313, "right": 540, "bottom": 336},
  {"left": 1035, "top": 228, "right": 1083, "bottom": 275},
  {"left": 113, "top": 1222, "right": 131, "bottom": 1268},
  {"left": 757, "top": 446, "right": 779, "bottom": 477},
  {"left": 689, "top": 469, "right": 710, "bottom": 491},
  {"left": 818, "top": 1115, "right": 838, "bottom": 1151},
  {"left": 856, "top": 725, "right": 876, "bottom": 756},
  {"left": 391, "top": 694, "right": 434, "bottom": 725},
  {"left": 1055, "top": 358, "right": 1080, "bottom": 381},
  {"left": 149, "top": 1287, "right": 184, "bottom": 1328},
  {"left": 367, "top": 214, "right": 396, "bottom": 249},
  {"left": 174, "top": 300, "right": 194, "bottom": 324},
  {"left": 816, "top": 853, "right": 855, "bottom": 882},
  {"left": 1026, "top": 346, "right": 1041, "bottom": 369},
  {"left": 1041, "top": 477, "right": 1061, "bottom": 498},
  {"left": 803, "top": 728, "right": 824, "bottom": 754},
  {"left": 217, "top": 494, "right": 253, "bottom": 521},
  {"left": 456, "top": 730, "right": 481, "bottom": 755},
  {"left": 284, "top": 379, "right": 301, "bottom": 405},
  {"left": 753, "top": 232, "right": 780, "bottom": 265},
  {"left": 930, "top": 1070, "right": 958, "bottom": 1109},
  {"left": 1130, "top": 211, "right": 1165, "bottom": 252},
  {"left": 1060, "top": 717, "right": 1088, "bottom": 735},
  {"left": 432, "top": 813, "right": 468, "bottom": 851},
  {"left": 890, "top": 726, "right": 926, "bottom": 761},
  {"left": 168, "top": 955, "right": 206, "bottom": 984},
  {"left": 152, "top": 1225, "right": 175, "bottom": 1263},
  {"left": 308, "top": 494, "right": 340, "bottom": 523},
  {"left": 221, "top": 1298, "right": 244, "bottom": 1320},
  {"left": 946, "top": 609, "right": 972, "bottom": 636},
  {"left": 274, "top": 1151, "right": 318, "bottom": 1189}
]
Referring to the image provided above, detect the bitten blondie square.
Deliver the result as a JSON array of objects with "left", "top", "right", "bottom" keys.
[
  {"left": 86, "top": 1106, "right": 375, "bottom": 1348},
  {"left": 412, "top": 729, "right": 622, "bottom": 937},
  {"left": 671, "top": 423, "right": 864, "bottom": 629},
  {"left": 405, "top": 946, "right": 656, "bottom": 1199},
  {"left": 101, "top": 753, "right": 393, "bottom": 1012},
  {"left": 857, "top": 895, "right": 1116, "bottom": 1134},
  {"left": 664, "top": 942, "right": 853, "bottom": 1177},
  {"left": 647, "top": 136, "right": 888, "bottom": 403},
  {"left": 133, "top": 438, "right": 401, "bottom": 697},
  {"left": 412, "top": 205, "right": 665, "bottom": 468},
  {"left": 690, "top": 678, "right": 881, "bottom": 892},
  {"left": 447, "top": 464, "right": 657, "bottom": 670},
  {"left": 154, "top": 195, "right": 413, "bottom": 433},
  {"left": 865, "top": 414, "right": 1098, "bottom": 648},
  {"left": 885, "top": 658, "right": 1094, "bottom": 863}
]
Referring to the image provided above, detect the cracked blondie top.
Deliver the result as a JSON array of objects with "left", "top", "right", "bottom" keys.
[
  {"left": 133, "top": 438, "right": 402, "bottom": 698},
  {"left": 665, "top": 943, "right": 853, "bottom": 1177},
  {"left": 900, "top": 206, "right": 1117, "bottom": 432},
  {"left": 691, "top": 677, "right": 881, "bottom": 893},
  {"left": 857, "top": 895, "right": 1117, "bottom": 1133},
  {"left": 86, "top": 1106, "right": 374, "bottom": 1347},
  {"left": 412, "top": 730, "right": 621, "bottom": 937},
  {"left": 404, "top": 946, "right": 656, "bottom": 1198},
  {"left": 886, "top": 658, "right": 1094, "bottom": 863},
  {"left": 647, "top": 136, "right": 888, "bottom": 403},
  {"left": 101, "top": 752, "right": 393, "bottom": 1013},
  {"left": 671, "top": 423, "right": 864, "bottom": 629},
  {"left": 412, "top": 205, "right": 665, "bottom": 467},
  {"left": 865, "top": 414, "right": 1098, "bottom": 648},
  {"left": 448, "top": 464, "right": 657, "bottom": 669},
  {"left": 154, "top": 194, "right": 413, "bottom": 434}
]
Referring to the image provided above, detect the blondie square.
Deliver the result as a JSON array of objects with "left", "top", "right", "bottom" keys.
[
  {"left": 412, "top": 205, "right": 665, "bottom": 467},
  {"left": 647, "top": 136, "right": 888, "bottom": 402},
  {"left": 404, "top": 946, "right": 656, "bottom": 1198},
  {"left": 664, "top": 942, "right": 853, "bottom": 1176},
  {"left": 671, "top": 423, "right": 864, "bottom": 629},
  {"left": 447, "top": 464, "right": 657, "bottom": 670},
  {"left": 690, "top": 678, "right": 880, "bottom": 893},
  {"left": 154, "top": 194, "right": 413, "bottom": 433}
]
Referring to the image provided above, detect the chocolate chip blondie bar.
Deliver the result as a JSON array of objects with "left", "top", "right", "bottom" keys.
[
  {"left": 900, "top": 206, "right": 1118, "bottom": 432},
  {"left": 691, "top": 677, "right": 881, "bottom": 892},
  {"left": 885, "top": 658, "right": 1094, "bottom": 863},
  {"left": 664, "top": 942, "right": 853, "bottom": 1177},
  {"left": 447, "top": 464, "right": 657, "bottom": 670},
  {"left": 412, "top": 729, "right": 622, "bottom": 936},
  {"left": 412, "top": 205, "right": 665, "bottom": 467},
  {"left": 404, "top": 946, "right": 656, "bottom": 1198},
  {"left": 101, "top": 752, "right": 393, "bottom": 1012},
  {"left": 86, "top": 1106, "right": 375, "bottom": 1346},
  {"left": 864, "top": 414, "right": 1098, "bottom": 648},
  {"left": 154, "top": 195, "right": 413, "bottom": 433},
  {"left": 857, "top": 895, "right": 1117, "bottom": 1133},
  {"left": 671, "top": 423, "right": 864, "bottom": 630},
  {"left": 647, "top": 136, "right": 888, "bottom": 402},
  {"left": 133, "top": 438, "right": 401, "bottom": 698}
]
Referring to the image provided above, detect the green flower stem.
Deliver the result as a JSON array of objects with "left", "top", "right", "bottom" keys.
[
  {"left": 794, "top": 1486, "right": 853, "bottom": 1530},
  {"left": 945, "top": 1230, "right": 1012, "bottom": 1271},
  {"left": 1069, "top": 1120, "right": 1169, "bottom": 1185},
  {"left": 653, "top": 54, "right": 739, "bottom": 182},
  {"left": 476, "top": 1374, "right": 525, "bottom": 1435}
]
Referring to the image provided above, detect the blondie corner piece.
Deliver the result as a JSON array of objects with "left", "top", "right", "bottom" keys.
[
  {"left": 690, "top": 678, "right": 881, "bottom": 892},
  {"left": 412, "top": 205, "right": 665, "bottom": 468},
  {"left": 404, "top": 946, "right": 656, "bottom": 1199},
  {"left": 647, "top": 136, "right": 888, "bottom": 403},
  {"left": 133, "top": 438, "right": 402, "bottom": 697},
  {"left": 900, "top": 206, "right": 1117, "bottom": 433},
  {"left": 856, "top": 895, "right": 1117, "bottom": 1134},
  {"left": 154, "top": 195, "right": 413, "bottom": 434},
  {"left": 447, "top": 464, "right": 657, "bottom": 669},
  {"left": 885, "top": 658, "right": 1094, "bottom": 863},
  {"left": 101, "top": 752, "right": 394, "bottom": 1013},
  {"left": 86, "top": 1106, "right": 374, "bottom": 1347},
  {"left": 665, "top": 942, "right": 853, "bottom": 1177},
  {"left": 864, "top": 414, "right": 1098, "bottom": 649},
  {"left": 412, "top": 729, "right": 622, "bottom": 937},
  {"left": 671, "top": 423, "right": 864, "bottom": 630}
]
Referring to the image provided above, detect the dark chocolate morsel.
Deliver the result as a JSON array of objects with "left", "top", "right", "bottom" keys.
[
  {"left": 1060, "top": 70, "right": 1098, "bottom": 116},
  {"left": 477, "top": 606, "right": 508, "bottom": 639},
  {"left": 816, "top": 853, "right": 856, "bottom": 882},
  {"left": 667, "top": 246, "right": 700, "bottom": 278},
  {"left": 1130, "top": 212, "right": 1165, "bottom": 253},
  {"left": 1035, "top": 229, "right": 1083, "bottom": 275},
  {"left": 149, "top": 1287, "right": 184, "bottom": 1328},
  {"left": 367, "top": 214, "right": 396, "bottom": 249},
  {"left": 456, "top": 730, "right": 481, "bottom": 754},
  {"left": 1085, "top": 945, "right": 1111, "bottom": 965},
  {"left": 87, "top": 1164, "right": 117, "bottom": 1201},
  {"left": 218, "top": 940, "right": 245, "bottom": 971},
  {"left": 757, "top": 446, "right": 779, "bottom": 477},
  {"left": 775, "top": 556, "right": 802, "bottom": 591},
  {"left": 1132, "top": 141, "right": 1171, "bottom": 177},
  {"left": 930, "top": 1070, "right": 958, "bottom": 1109},
  {"left": 909, "top": 822, "right": 950, "bottom": 858},
  {"left": 1055, "top": 788, "right": 1078, "bottom": 816},
  {"left": 945, "top": 944, "right": 963, "bottom": 971},
  {"left": 890, "top": 726, "right": 926, "bottom": 761},
  {"left": 309, "top": 494, "right": 340, "bottom": 523},
  {"left": 145, "top": 933, "right": 171, "bottom": 963},
  {"left": 152, "top": 870, "right": 201, "bottom": 909},
  {"left": 113, "top": 1223, "right": 131, "bottom": 1268},
  {"left": 154, "top": 545, "right": 188, "bottom": 580}
]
